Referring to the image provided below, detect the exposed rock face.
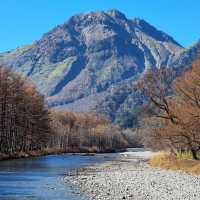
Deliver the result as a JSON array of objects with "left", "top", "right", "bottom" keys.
[
  {"left": 170, "top": 40, "right": 200, "bottom": 71},
  {"left": 1, "top": 9, "right": 194, "bottom": 127}
]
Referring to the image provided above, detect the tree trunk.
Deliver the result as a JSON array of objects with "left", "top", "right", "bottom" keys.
[{"left": 191, "top": 149, "right": 199, "bottom": 160}]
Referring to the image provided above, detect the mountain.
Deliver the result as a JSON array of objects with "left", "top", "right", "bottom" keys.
[
  {"left": 171, "top": 40, "right": 200, "bottom": 70},
  {"left": 0, "top": 10, "right": 192, "bottom": 127}
]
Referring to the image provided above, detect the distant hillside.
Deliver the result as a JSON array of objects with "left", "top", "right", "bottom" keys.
[{"left": 1, "top": 9, "right": 199, "bottom": 127}]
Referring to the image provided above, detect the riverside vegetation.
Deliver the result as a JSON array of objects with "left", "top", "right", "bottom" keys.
[
  {"left": 138, "top": 58, "right": 200, "bottom": 174},
  {"left": 0, "top": 65, "right": 128, "bottom": 160},
  {"left": 2, "top": 55, "right": 200, "bottom": 177}
]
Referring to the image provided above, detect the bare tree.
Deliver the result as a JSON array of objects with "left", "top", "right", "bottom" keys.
[
  {"left": 49, "top": 109, "right": 128, "bottom": 152},
  {"left": 0, "top": 66, "right": 49, "bottom": 155},
  {"left": 139, "top": 60, "right": 200, "bottom": 160}
]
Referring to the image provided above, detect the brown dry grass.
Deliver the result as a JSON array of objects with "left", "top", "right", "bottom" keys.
[{"left": 149, "top": 152, "right": 200, "bottom": 175}]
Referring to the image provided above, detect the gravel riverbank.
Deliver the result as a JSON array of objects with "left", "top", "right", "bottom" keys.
[{"left": 65, "top": 151, "right": 200, "bottom": 200}]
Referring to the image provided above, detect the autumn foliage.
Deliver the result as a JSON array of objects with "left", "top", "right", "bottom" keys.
[
  {"left": 140, "top": 59, "right": 200, "bottom": 160},
  {"left": 0, "top": 66, "right": 49, "bottom": 155},
  {"left": 49, "top": 110, "right": 128, "bottom": 152},
  {"left": 0, "top": 65, "right": 127, "bottom": 158}
]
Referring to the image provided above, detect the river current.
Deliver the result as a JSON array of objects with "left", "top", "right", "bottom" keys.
[{"left": 0, "top": 153, "right": 118, "bottom": 200}]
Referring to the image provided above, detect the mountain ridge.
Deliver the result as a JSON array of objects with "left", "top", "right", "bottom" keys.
[{"left": 0, "top": 9, "right": 198, "bottom": 127}]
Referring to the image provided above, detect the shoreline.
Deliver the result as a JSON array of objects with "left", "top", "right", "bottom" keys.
[
  {"left": 0, "top": 148, "right": 127, "bottom": 161},
  {"left": 65, "top": 151, "right": 200, "bottom": 200}
]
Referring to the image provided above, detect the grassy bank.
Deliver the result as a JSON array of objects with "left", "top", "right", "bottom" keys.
[{"left": 149, "top": 152, "right": 200, "bottom": 175}]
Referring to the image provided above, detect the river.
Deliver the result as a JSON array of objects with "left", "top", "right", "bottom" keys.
[{"left": 0, "top": 153, "right": 119, "bottom": 200}]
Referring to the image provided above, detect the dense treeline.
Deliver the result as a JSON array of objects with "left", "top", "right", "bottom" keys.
[
  {"left": 0, "top": 66, "right": 49, "bottom": 154},
  {"left": 139, "top": 59, "right": 200, "bottom": 160},
  {"left": 0, "top": 65, "right": 127, "bottom": 158},
  {"left": 49, "top": 110, "right": 128, "bottom": 152}
]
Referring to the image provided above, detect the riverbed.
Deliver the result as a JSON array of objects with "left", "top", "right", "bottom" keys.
[
  {"left": 66, "top": 150, "right": 200, "bottom": 200},
  {"left": 0, "top": 153, "right": 119, "bottom": 200}
]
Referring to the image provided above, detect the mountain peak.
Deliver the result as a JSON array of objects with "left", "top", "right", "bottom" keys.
[
  {"left": 106, "top": 9, "right": 127, "bottom": 19},
  {"left": 0, "top": 10, "right": 185, "bottom": 124},
  {"left": 66, "top": 9, "right": 127, "bottom": 26},
  {"left": 132, "top": 18, "right": 182, "bottom": 46}
]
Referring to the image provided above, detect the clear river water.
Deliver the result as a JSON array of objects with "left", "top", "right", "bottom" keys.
[{"left": 0, "top": 153, "right": 119, "bottom": 200}]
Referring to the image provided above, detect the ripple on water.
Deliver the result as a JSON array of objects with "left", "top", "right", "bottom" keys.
[{"left": 0, "top": 152, "right": 120, "bottom": 200}]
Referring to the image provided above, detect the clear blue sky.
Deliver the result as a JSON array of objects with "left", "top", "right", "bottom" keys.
[{"left": 0, "top": 0, "right": 200, "bottom": 52}]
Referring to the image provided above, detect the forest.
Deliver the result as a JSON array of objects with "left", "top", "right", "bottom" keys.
[
  {"left": 0, "top": 65, "right": 128, "bottom": 160},
  {"left": 2, "top": 58, "right": 200, "bottom": 161}
]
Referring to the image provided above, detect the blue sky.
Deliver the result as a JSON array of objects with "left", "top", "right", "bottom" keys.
[{"left": 0, "top": 0, "right": 200, "bottom": 52}]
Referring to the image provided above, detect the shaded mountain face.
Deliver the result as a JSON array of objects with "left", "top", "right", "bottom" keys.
[
  {"left": 0, "top": 9, "right": 191, "bottom": 127},
  {"left": 170, "top": 40, "right": 200, "bottom": 71}
]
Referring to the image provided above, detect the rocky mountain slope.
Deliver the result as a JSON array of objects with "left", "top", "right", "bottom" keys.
[{"left": 0, "top": 10, "right": 198, "bottom": 127}]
